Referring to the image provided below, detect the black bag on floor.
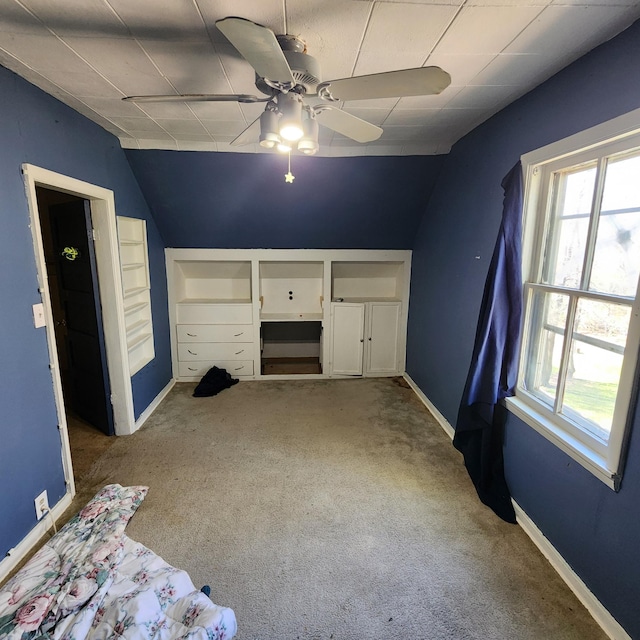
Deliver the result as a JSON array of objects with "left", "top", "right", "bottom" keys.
[{"left": 193, "top": 366, "right": 239, "bottom": 397}]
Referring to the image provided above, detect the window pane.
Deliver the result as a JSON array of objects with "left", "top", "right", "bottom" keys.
[
  {"left": 590, "top": 153, "right": 640, "bottom": 297},
  {"left": 524, "top": 291, "right": 569, "bottom": 408},
  {"left": 561, "top": 299, "right": 631, "bottom": 441},
  {"left": 543, "top": 165, "right": 596, "bottom": 288}
]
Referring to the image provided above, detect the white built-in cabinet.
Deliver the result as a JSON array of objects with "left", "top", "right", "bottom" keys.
[
  {"left": 117, "top": 216, "right": 154, "bottom": 375},
  {"left": 166, "top": 249, "right": 411, "bottom": 381},
  {"left": 330, "top": 302, "right": 401, "bottom": 376}
]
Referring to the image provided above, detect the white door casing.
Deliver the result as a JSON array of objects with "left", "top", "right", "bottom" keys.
[{"left": 22, "top": 164, "right": 136, "bottom": 495}]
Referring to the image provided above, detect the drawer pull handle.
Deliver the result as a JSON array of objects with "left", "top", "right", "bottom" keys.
[
  {"left": 235, "top": 349, "right": 244, "bottom": 355},
  {"left": 234, "top": 366, "right": 244, "bottom": 371},
  {"left": 188, "top": 349, "right": 197, "bottom": 355},
  {"left": 187, "top": 332, "right": 197, "bottom": 337},
  {"left": 188, "top": 367, "right": 197, "bottom": 371},
  {"left": 234, "top": 332, "right": 244, "bottom": 336}
]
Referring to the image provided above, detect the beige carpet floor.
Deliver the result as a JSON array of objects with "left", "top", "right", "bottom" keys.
[{"left": 63, "top": 378, "right": 607, "bottom": 640}]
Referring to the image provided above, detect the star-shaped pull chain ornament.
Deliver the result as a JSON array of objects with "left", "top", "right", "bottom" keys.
[{"left": 284, "top": 151, "right": 295, "bottom": 183}]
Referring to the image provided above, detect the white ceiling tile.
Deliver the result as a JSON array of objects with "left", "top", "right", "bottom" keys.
[
  {"left": 190, "top": 100, "right": 246, "bottom": 121},
  {"left": 425, "top": 53, "right": 496, "bottom": 87},
  {"left": 118, "top": 137, "right": 139, "bottom": 149},
  {"left": 402, "top": 143, "right": 441, "bottom": 155},
  {"left": 551, "top": 0, "right": 639, "bottom": 5},
  {"left": 20, "top": 0, "right": 129, "bottom": 38},
  {"left": 379, "top": 125, "right": 425, "bottom": 141},
  {"left": 339, "top": 107, "right": 392, "bottom": 126},
  {"left": 61, "top": 36, "right": 176, "bottom": 95},
  {"left": 209, "top": 134, "right": 237, "bottom": 143},
  {"left": 238, "top": 102, "right": 267, "bottom": 122},
  {"left": 77, "top": 96, "right": 145, "bottom": 117},
  {"left": 445, "top": 84, "right": 520, "bottom": 109},
  {"left": 470, "top": 53, "right": 562, "bottom": 87},
  {"left": 105, "top": 0, "right": 209, "bottom": 41},
  {"left": 215, "top": 43, "right": 265, "bottom": 97},
  {"left": 169, "top": 132, "right": 214, "bottom": 142},
  {"left": 466, "top": 0, "right": 550, "bottom": 5},
  {"left": 0, "top": 0, "right": 49, "bottom": 34},
  {"left": 286, "top": 0, "right": 372, "bottom": 82},
  {"left": 139, "top": 40, "right": 232, "bottom": 95},
  {"left": 384, "top": 108, "right": 440, "bottom": 126},
  {"left": 153, "top": 118, "right": 209, "bottom": 135},
  {"left": 433, "top": 5, "right": 544, "bottom": 55},
  {"left": 198, "top": 0, "right": 285, "bottom": 43},
  {"left": 38, "top": 68, "right": 122, "bottom": 98},
  {"left": 505, "top": 5, "right": 640, "bottom": 56},
  {"left": 0, "top": 30, "right": 80, "bottom": 75},
  {"left": 355, "top": 3, "right": 458, "bottom": 76},
  {"left": 137, "top": 138, "right": 178, "bottom": 149},
  {"left": 177, "top": 140, "right": 217, "bottom": 151},
  {"left": 395, "top": 85, "right": 462, "bottom": 109},
  {"left": 134, "top": 101, "right": 197, "bottom": 119},
  {"left": 200, "top": 120, "right": 250, "bottom": 136},
  {"left": 109, "top": 116, "right": 168, "bottom": 132}
]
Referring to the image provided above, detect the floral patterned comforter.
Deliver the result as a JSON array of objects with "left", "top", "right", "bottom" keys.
[{"left": 0, "top": 485, "right": 236, "bottom": 640}]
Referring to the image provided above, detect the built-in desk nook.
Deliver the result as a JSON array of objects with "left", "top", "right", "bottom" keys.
[{"left": 166, "top": 249, "right": 411, "bottom": 381}]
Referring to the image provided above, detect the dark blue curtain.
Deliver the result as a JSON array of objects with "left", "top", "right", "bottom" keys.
[{"left": 453, "top": 161, "right": 523, "bottom": 523}]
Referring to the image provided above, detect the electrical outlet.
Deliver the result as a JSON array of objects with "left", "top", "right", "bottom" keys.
[{"left": 35, "top": 490, "right": 49, "bottom": 520}]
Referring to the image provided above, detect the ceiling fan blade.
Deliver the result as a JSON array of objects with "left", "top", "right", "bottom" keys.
[
  {"left": 318, "top": 66, "right": 451, "bottom": 101},
  {"left": 123, "top": 93, "right": 265, "bottom": 104},
  {"left": 216, "top": 17, "right": 294, "bottom": 85},
  {"left": 230, "top": 116, "right": 261, "bottom": 146},
  {"left": 314, "top": 107, "right": 382, "bottom": 143}
]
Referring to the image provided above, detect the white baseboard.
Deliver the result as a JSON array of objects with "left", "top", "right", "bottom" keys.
[
  {"left": 402, "top": 372, "right": 629, "bottom": 640},
  {"left": 0, "top": 489, "right": 73, "bottom": 585},
  {"left": 513, "top": 504, "right": 630, "bottom": 640},
  {"left": 133, "top": 378, "right": 176, "bottom": 433},
  {"left": 403, "top": 373, "right": 455, "bottom": 439}
]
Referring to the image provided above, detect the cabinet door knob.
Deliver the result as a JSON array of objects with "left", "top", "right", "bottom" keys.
[{"left": 360, "top": 339, "right": 364, "bottom": 343}]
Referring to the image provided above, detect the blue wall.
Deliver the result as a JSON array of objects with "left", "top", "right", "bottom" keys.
[
  {"left": 0, "top": 65, "right": 172, "bottom": 559},
  {"left": 407, "top": 19, "right": 640, "bottom": 637},
  {"left": 124, "top": 151, "right": 443, "bottom": 249}
]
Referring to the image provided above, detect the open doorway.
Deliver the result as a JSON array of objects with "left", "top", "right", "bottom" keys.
[
  {"left": 36, "top": 187, "right": 116, "bottom": 479},
  {"left": 22, "top": 165, "right": 136, "bottom": 500}
]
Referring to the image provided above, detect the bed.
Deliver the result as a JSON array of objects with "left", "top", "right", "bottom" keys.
[{"left": 0, "top": 485, "right": 237, "bottom": 639}]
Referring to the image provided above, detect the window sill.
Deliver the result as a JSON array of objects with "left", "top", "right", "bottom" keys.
[{"left": 504, "top": 396, "right": 620, "bottom": 491}]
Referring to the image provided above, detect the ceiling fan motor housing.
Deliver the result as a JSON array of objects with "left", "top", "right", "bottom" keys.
[{"left": 255, "top": 35, "right": 322, "bottom": 95}]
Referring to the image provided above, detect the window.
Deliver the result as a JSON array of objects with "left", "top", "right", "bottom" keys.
[{"left": 510, "top": 114, "right": 640, "bottom": 489}]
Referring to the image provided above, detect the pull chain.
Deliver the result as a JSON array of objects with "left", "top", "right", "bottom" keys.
[{"left": 284, "top": 151, "right": 295, "bottom": 183}]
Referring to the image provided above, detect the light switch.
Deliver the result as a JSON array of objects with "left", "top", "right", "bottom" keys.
[{"left": 32, "top": 303, "right": 45, "bottom": 328}]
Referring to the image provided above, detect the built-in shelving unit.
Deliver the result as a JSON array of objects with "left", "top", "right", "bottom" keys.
[
  {"left": 166, "top": 249, "right": 411, "bottom": 381},
  {"left": 117, "top": 216, "right": 154, "bottom": 376},
  {"left": 331, "top": 261, "right": 405, "bottom": 302},
  {"left": 259, "top": 261, "right": 324, "bottom": 321}
]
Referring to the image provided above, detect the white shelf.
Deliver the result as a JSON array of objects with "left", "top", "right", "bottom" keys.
[{"left": 118, "top": 216, "right": 154, "bottom": 376}]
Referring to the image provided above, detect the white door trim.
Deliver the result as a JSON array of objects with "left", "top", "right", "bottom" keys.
[{"left": 22, "top": 166, "right": 135, "bottom": 489}]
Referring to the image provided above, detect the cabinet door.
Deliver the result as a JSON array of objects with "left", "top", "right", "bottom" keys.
[
  {"left": 330, "top": 303, "right": 365, "bottom": 375},
  {"left": 366, "top": 302, "right": 401, "bottom": 374}
]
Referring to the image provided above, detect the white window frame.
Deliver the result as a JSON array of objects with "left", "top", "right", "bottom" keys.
[{"left": 507, "top": 108, "right": 640, "bottom": 489}]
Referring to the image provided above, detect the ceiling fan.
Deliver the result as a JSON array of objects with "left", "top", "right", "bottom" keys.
[{"left": 124, "top": 17, "right": 451, "bottom": 155}]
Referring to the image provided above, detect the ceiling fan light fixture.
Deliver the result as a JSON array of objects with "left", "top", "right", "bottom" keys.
[
  {"left": 297, "top": 116, "right": 319, "bottom": 155},
  {"left": 259, "top": 109, "right": 280, "bottom": 148},
  {"left": 278, "top": 93, "right": 303, "bottom": 142},
  {"left": 276, "top": 140, "right": 292, "bottom": 153}
]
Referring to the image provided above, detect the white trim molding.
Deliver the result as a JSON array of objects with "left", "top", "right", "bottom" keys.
[
  {"left": 403, "top": 373, "right": 630, "bottom": 640},
  {"left": 133, "top": 378, "right": 176, "bottom": 433},
  {"left": 0, "top": 491, "right": 73, "bottom": 584}
]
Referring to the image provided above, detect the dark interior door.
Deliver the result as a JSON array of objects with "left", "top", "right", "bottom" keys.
[{"left": 49, "top": 200, "right": 114, "bottom": 435}]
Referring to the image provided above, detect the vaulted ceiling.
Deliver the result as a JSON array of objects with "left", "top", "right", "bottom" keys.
[{"left": 1, "top": 0, "right": 639, "bottom": 156}]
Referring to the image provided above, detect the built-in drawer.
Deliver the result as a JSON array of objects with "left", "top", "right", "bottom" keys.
[
  {"left": 177, "top": 324, "right": 253, "bottom": 343},
  {"left": 178, "top": 342, "right": 253, "bottom": 361},
  {"left": 178, "top": 360, "right": 254, "bottom": 378},
  {"left": 176, "top": 303, "right": 252, "bottom": 325}
]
